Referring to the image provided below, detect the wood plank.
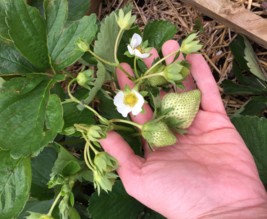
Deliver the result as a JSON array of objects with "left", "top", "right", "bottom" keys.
[{"left": 180, "top": 0, "right": 267, "bottom": 49}]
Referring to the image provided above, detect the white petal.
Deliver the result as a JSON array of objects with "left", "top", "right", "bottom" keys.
[
  {"left": 127, "top": 45, "right": 135, "bottom": 55},
  {"left": 130, "top": 33, "right": 142, "bottom": 48},
  {"left": 131, "top": 90, "right": 145, "bottom": 115},
  {"left": 139, "top": 52, "right": 150, "bottom": 59},
  {"left": 133, "top": 49, "right": 143, "bottom": 58},
  {"left": 117, "top": 106, "right": 132, "bottom": 117},
  {"left": 113, "top": 91, "right": 124, "bottom": 107},
  {"left": 131, "top": 106, "right": 142, "bottom": 115},
  {"left": 133, "top": 91, "right": 145, "bottom": 108},
  {"left": 133, "top": 49, "right": 150, "bottom": 59}
]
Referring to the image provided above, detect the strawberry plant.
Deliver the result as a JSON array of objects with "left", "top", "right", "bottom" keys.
[{"left": 0, "top": 0, "right": 203, "bottom": 218}]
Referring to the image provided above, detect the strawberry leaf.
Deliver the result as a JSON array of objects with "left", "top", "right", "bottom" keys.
[
  {"left": 243, "top": 37, "right": 267, "bottom": 81},
  {"left": 94, "top": 11, "right": 119, "bottom": 72},
  {"left": 0, "top": 40, "right": 37, "bottom": 74},
  {"left": 5, "top": 0, "right": 51, "bottom": 71},
  {"left": 88, "top": 181, "right": 145, "bottom": 219},
  {"left": 232, "top": 116, "right": 267, "bottom": 184},
  {"left": 0, "top": 76, "right": 63, "bottom": 158},
  {"left": 143, "top": 20, "right": 177, "bottom": 50},
  {"left": 0, "top": 151, "right": 31, "bottom": 219}
]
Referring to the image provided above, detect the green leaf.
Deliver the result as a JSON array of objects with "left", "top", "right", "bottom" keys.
[
  {"left": 31, "top": 147, "right": 58, "bottom": 200},
  {"left": 243, "top": 37, "right": 267, "bottom": 81},
  {"left": 0, "top": 151, "right": 31, "bottom": 219},
  {"left": 28, "top": 0, "right": 45, "bottom": 16},
  {"left": 231, "top": 61, "right": 262, "bottom": 87},
  {"left": 0, "top": 77, "right": 4, "bottom": 88},
  {"left": 229, "top": 35, "right": 249, "bottom": 71},
  {"left": 44, "top": 0, "right": 68, "bottom": 54},
  {"left": 0, "top": 40, "right": 37, "bottom": 74},
  {"left": 51, "top": 143, "right": 81, "bottom": 177},
  {"left": 97, "top": 90, "right": 123, "bottom": 119},
  {"left": 143, "top": 20, "right": 177, "bottom": 50},
  {"left": 18, "top": 199, "right": 54, "bottom": 219},
  {"left": 88, "top": 181, "right": 145, "bottom": 219},
  {"left": 221, "top": 80, "right": 267, "bottom": 96},
  {"left": 232, "top": 116, "right": 267, "bottom": 184},
  {"left": 50, "top": 14, "right": 98, "bottom": 70},
  {"left": 69, "top": 207, "right": 81, "bottom": 219},
  {"left": 94, "top": 11, "right": 119, "bottom": 72},
  {"left": 83, "top": 62, "right": 106, "bottom": 104},
  {"left": 41, "top": 94, "right": 64, "bottom": 146},
  {"left": 239, "top": 96, "right": 267, "bottom": 116},
  {"left": 0, "top": 76, "right": 63, "bottom": 158},
  {"left": 63, "top": 102, "right": 95, "bottom": 130},
  {"left": 68, "top": 0, "right": 90, "bottom": 22},
  {"left": 0, "top": 0, "right": 10, "bottom": 40},
  {"left": 5, "top": 0, "right": 51, "bottom": 71}
]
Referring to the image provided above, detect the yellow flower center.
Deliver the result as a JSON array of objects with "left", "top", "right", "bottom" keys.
[
  {"left": 136, "top": 46, "right": 143, "bottom": 53},
  {"left": 124, "top": 92, "right": 138, "bottom": 107}
]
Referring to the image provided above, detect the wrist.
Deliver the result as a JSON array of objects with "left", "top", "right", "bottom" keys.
[{"left": 198, "top": 199, "right": 267, "bottom": 219}]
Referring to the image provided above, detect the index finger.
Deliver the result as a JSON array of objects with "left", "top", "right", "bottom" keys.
[
  {"left": 116, "top": 63, "right": 153, "bottom": 125},
  {"left": 187, "top": 54, "right": 226, "bottom": 114}
]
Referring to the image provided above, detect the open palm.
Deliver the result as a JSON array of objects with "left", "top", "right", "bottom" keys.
[{"left": 100, "top": 41, "right": 267, "bottom": 218}]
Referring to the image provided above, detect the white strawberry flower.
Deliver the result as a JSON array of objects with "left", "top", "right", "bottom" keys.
[
  {"left": 114, "top": 88, "right": 145, "bottom": 117},
  {"left": 127, "top": 33, "right": 150, "bottom": 59}
]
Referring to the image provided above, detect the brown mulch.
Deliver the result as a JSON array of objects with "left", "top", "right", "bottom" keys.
[{"left": 95, "top": 0, "right": 267, "bottom": 115}]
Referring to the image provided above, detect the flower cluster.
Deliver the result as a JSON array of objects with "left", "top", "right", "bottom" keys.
[{"left": 70, "top": 9, "right": 202, "bottom": 194}]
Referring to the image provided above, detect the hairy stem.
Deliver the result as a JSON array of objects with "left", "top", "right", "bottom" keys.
[
  {"left": 109, "top": 119, "right": 143, "bottom": 130},
  {"left": 67, "top": 79, "right": 108, "bottom": 125},
  {"left": 144, "top": 49, "right": 180, "bottom": 76}
]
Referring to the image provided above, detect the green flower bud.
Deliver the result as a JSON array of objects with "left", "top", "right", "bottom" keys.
[
  {"left": 77, "top": 39, "right": 89, "bottom": 52},
  {"left": 87, "top": 125, "right": 106, "bottom": 142},
  {"left": 93, "top": 170, "right": 118, "bottom": 194},
  {"left": 63, "top": 126, "right": 76, "bottom": 136},
  {"left": 163, "top": 61, "right": 190, "bottom": 83},
  {"left": 180, "top": 33, "right": 203, "bottom": 54},
  {"left": 77, "top": 70, "right": 93, "bottom": 88},
  {"left": 116, "top": 9, "right": 136, "bottom": 30},
  {"left": 94, "top": 152, "right": 118, "bottom": 173}
]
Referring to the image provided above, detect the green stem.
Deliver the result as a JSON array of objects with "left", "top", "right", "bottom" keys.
[
  {"left": 47, "top": 192, "right": 62, "bottom": 216},
  {"left": 88, "top": 49, "right": 118, "bottom": 67},
  {"left": 114, "top": 28, "right": 124, "bottom": 64},
  {"left": 109, "top": 119, "right": 143, "bottom": 130},
  {"left": 84, "top": 142, "right": 95, "bottom": 170},
  {"left": 89, "top": 142, "right": 99, "bottom": 155},
  {"left": 144, "top": 49, "right": 180, "bottom": 76},
  {"left": 67, "top": 79, "right": 108, "bottom": 125},
  {"left": 134, "top": 56, "right": 138, "bottom": 78},
  {"left": 134, "top": 72, "right": 164, "bottom": 84}
]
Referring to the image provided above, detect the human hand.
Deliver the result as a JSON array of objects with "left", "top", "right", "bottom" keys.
[{"left": 100, "top": 40, "right": 267, "bottom": 219}]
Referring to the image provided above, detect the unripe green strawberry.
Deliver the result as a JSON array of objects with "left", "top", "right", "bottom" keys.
[
  {"left": 141, "top": 120, "right": 177, "bottom": 147},
  {"left": 161, "top": 89, "right": 201, "bottom": 129}
]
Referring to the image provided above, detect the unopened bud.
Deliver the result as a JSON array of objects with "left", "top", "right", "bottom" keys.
[
  {"left": 116, "top": 9, "right": 136, "bottom": 30},
  {"left": 180, "top": 33, "right": 202, "bottom": 54},
  {"left": 77, "top": 39, "right": 89, "bottom": 52},
  {"left": 77, "top": 70, "right": 93, "bottom": 87}
]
